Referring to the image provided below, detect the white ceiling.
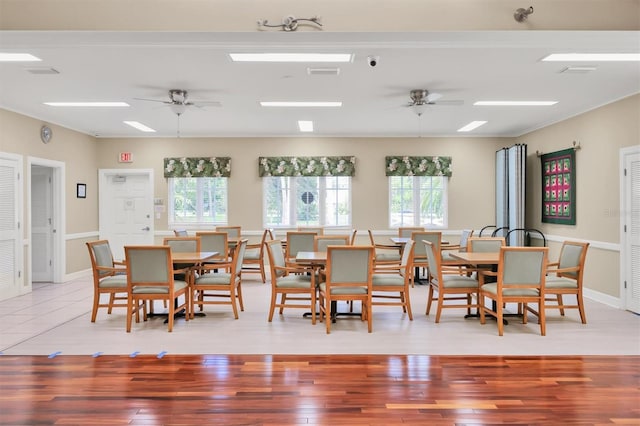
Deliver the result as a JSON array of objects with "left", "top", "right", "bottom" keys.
[{"left": 0, "top": 30, "right": 638, "bottom": 138}]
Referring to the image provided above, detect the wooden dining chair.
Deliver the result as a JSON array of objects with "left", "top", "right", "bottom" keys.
[
  {"left": 241, "top": 229, "right": 270, "bottom": 283},
  {"left": 216, "top": 226, "right": 242, "bottom": 238},
  {"left": 545, "top": 241, "right": 590, "bottom": 323},
  {"left": 285, "top": 231, "right": 318, "bottom": 268},
  {"left": 371, "top": 239, "right": 415, "bottom": 320},
  {"left": 367, "top": 229, "right": 401, "bottom": 265},
  {"left": 479, "top": 246, "right": 549, "bottom": 336},
  {"left": 191, "top": 239, "right": 248, "bottom": 319},
  {"left": 265, "top": 239, "right": 320, "bottom": 324},
  {"left": 314, "top": 235, "right": 350, "bottom": 251},
  {"left": 398, "top": 227, "right": 424, "bottom": 238},
  {"left": 163, "top": 236, "right": 202, "bottom": 281},
  {"left": 424, "top": 240, "right": 479, "bottom": 323},
  {"left": 318, "top": 245, "right": 375, "bottom": 334},
  {"left": 411, "top": 230, "right": 442, "bottom": 284},
  {"left": 86, "top": 240, "right": 128, "bottom": 322},
  {"left": 195, "top": 231, "right": 231, "bottom": 272},
  {"left": 124, "top": 245, "right": 190, "bottom": 332}
]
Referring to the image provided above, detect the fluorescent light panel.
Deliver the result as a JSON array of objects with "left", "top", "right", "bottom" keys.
[
  {"left": 474, "top": 101, "right": 557, "bottom": 106},
  {"left": 44, "top": 102, "right": 130, "bottom": 107},
  {"left": 542, "top": 53, "right": 640, "bottom": 62},
  {"left": 260, "top": 101, "right": 342, "bottom": 107},
  {"left": 230, "top": 53, "right": 352, "bottom": 62},
  {"left": 124, "top": 121, "right": 156, "bottom": 132},
  {"left": 298, "top": 120, "right": 314, "bottom": 132},
  {"left": 457, "top": 121, "right": 487, "bottom": 132},
  {"left": 0, "top": 53, "right": 41, "bottom": 62}
]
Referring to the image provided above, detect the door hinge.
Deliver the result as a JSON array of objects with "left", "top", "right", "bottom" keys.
[
  {"left": 624, "top": 168, "right": 627, "bottom": 176},
  {"left": 18, "top": 270, "right": 21, "bottom": 278},
  {"left": 17, "top": 221, "right": 20, "bottom": 229},
  {"left": 624, "top": 281, "right": 627, "bottom": 289},
  {"left": 624, "top": 224, "right": 627, "bottom": 233}
]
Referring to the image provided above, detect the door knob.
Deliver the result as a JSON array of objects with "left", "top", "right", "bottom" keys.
[{"left": 141, "top": 226, "right": 150, "bottom": 231}]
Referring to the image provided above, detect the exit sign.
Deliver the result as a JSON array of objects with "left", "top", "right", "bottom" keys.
[{"left": 119, "top": 152, "right": 133, "bottom": 163}]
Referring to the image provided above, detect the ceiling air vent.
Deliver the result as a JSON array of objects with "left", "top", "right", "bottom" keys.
[{"left": 307, "top": 67, "right": 340, "bottom": 76}]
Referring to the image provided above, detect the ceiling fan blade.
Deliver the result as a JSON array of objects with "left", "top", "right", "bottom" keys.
[
  {"left": 133, "top": 97, "right": 169, "bottom": 104},
  {"left": 190, "top": 101, "right": 222, "bottom": 107},
  {"left": 432, "top": 100, "right": 464, "bottom": 106},
  {"left": 425, "top": 92, "right": 443, "bottom": 103}
]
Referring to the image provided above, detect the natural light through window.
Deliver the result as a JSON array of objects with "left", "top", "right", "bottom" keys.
[
  {"left": 263, "top": 176, "right": 351, "bottom": 228},
  {"left": 388, "top": 176, "right": 448, "bottom": 228},
  {"left": 168, "top": 177, "right": 228, "bottom": 226}
]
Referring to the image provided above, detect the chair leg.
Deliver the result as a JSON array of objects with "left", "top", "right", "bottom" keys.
[
  {"left": 107, "top": 293, "right": 115, "bottom": 314},
  {"left": 167, "top": 299, "right": 174, "bottom": 332},
  {"left": 557, "top": 295, "right": 565, "bottom": 316},
  {"left": 496, "top": 302, "right": 504, "bottom": 336},
  {"left": 268, "top": 292, "right": 277, "bottom": 322},
  {"left": 425, "top": 285, "right": 434, "bottom": 315},
  {"left": 435, "top": 292, "right": 444, "bottom": 323},
  {"left": 539, "top": 301, "right": 546, "bottom": 336},
  {"left": 325, "top": 296, "right": 332, "bottom": 334},
  {"left": 230, "top": 291, "right": 239, "bottom": 319},
  {"left": 311, "top": 290, "right": 317, "bottom": 325},
  {"left": 126, "top": 296, "right": 133, "bottom": 332},
  {"left": 577, "top": 293, "right": 587, "bottom": 324},
  {"left": 237, "top": 282, "right": 244, "bottom": 311},
  {"left": 404, "top": 291, "right": 413, "bottom": 320},
  {"left": 260, "top": 263, "right": 266, "bottom": 283},
  {"left": 91, "top": 290, "right": 100, "bottom": 322}
]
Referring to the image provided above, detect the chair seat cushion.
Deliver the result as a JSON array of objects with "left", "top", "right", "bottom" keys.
[
  {"left": 319, "top": 283, "right": 368, "bottom": 295},
  {"left": 376, "top": 253, "right": 401, "bottom": 261},
  {"left": 545, "top": 276, "right": 578, "bottom": 289},
  {"left": 132, "top": 280, "right": 188, "bottom": 294},
  {"left": 481, "top": 283, "right": 539, "bottom": 297},
  {"left": 441, "top": 275, "right": 478, "bottom": 289},
  {"left": 243, "top": 248, "right": 261, "bottom": 260},
  {"left": 195, "top": 273, "right": 232, "bottom": 285},
  {"left": 98, "top": 275, "right": 127, "bottom": 288},
  {"left": 372, "top": 274, "right": 404, "bottom": 287},
  {"left": 276, "top": 275, "right": 314, "bottom": 289}
]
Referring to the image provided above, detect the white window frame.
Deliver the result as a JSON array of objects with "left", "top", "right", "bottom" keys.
[
  {"left": 263, "top": 176, "right": 351, "bottom": 229},
  {"left": 388, "top": 175, "right": 448, "bottom": 229},
  {"left": 168, "top": 177, "right": 228, "bottom": 227}
]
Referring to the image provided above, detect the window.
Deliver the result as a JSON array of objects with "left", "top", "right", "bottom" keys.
[
  {"left": 168, "top": 177, "right": 228, "bottom": 226},
  {"left": 389, "top": 176, "right": 448, "bottom": 228},
  {"left": 263, "top": 176, "right": 351, "bottom": 228}
]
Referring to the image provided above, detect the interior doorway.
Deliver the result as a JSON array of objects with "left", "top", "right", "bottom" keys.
[
  {"left": 620, "top": 146, "right": 640, "bottom": 314},
  {"left": 28, "top": 157, "right": 65, "bottom": 286}
]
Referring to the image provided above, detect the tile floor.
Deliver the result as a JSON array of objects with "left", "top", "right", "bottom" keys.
[{"left": 1, "top": 273, "right": 639, "bottom": 356}]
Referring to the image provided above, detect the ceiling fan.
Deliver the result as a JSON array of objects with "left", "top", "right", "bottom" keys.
[
  {"left": 134, "top": 89, "right": 221, "bottom": 116},
  {"left": 406, "top": 89, "right": 463, "bottom": 116}
]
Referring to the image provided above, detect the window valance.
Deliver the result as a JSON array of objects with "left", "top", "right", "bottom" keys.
[
  {"left": 164, "top": 157, "right": 231, "bottom": 178},
  {"left": 385, "top": 156, "right": 452, "bottom": 177},
  {"left": 259, "top": 156, "right": 356, "bottom": 177}
]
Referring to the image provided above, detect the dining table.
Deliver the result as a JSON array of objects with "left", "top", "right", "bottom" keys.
[
  {"left": 148, "top": 250, "right": 220, "bottom": 322},
  {"left": 448, "top": 250, "right": 520, "bottom": 323}
]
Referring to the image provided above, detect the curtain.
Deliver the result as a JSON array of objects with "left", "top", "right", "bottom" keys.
[
  {"left": 385, "top": 156, "right": 452, "bottom": 176},
  {"left": 164, "top": 157, "right": 231, "bottom": 178},
  {"left": 259, "top": 156, "right": 356, "bottom": 177}
]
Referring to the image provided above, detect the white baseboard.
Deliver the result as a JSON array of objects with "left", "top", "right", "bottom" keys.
[{"left": 584, "top": 287, "right": 621, "bottom": 309}]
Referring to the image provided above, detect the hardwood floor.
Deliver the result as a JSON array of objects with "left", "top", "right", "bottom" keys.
[{"left": 0, "top": 354, "right": 638, "bottom": 425}]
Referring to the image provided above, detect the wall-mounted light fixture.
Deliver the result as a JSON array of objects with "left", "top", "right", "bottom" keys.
[
  {"left": 257, "top": 15, "right": 322, "bottom": 31},
  {"left": 514, "top": 6, "right": 534, "bottom": 22}
]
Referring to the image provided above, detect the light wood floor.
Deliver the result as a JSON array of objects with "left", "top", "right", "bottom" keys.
[{"left": 0, "top": 354, "right": 638, "bottom": 425}]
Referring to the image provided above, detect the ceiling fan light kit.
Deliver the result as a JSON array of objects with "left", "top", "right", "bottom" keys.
[
  {"left": 257, "top": 15, "right": 322, "bottom": 32},
  {"left": 514, "top": 6, "right": 534, "bottom": 22}
]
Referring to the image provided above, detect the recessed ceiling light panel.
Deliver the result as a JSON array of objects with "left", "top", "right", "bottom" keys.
[
  {"left": 474, "top": 101, "right": 557, "bottom": 106},
  {"left": 0, "top": 53, "right": 41, "bottom": 62},
  {"left": 124, "top": 121, "right": 156, "bottom": 132},
  {"left": 542, "top": 53, "right": 640, "bottom": 62},
  {"left": 230, "top": 53, "right": 352, "bottom": 62},
  {"left": 457, "top": 121, "right": 488, "bottom": 132},
  {"left": 298, "top": 120, "right": 314, "bottom": 132},
  {"left": 44, "top": 102, "right": 130, "bottom": 107}
]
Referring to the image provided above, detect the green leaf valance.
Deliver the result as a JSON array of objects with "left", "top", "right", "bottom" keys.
[
  {"left": 164, "top": 157, "right": 231, "bottom": 178},
  {"left": 259, "top": 156, "right": 356, "bottom": 177},
  {"left": 385, "top": 156, "right": 452, "bottom": 177}
]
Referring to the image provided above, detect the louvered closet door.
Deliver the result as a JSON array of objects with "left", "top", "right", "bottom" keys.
[
  {"left": 0, "top": 156, "right": 22, "bottom": 301},
  {"left": 624, "top": 150, "right": 640, "bottom": 314}
]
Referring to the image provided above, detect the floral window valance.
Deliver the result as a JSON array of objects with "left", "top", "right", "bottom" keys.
[
  {"left": 164, "top": 157, "right": 231, "bottom": 178},
  {"left": 259, "top": 156, "right": 356, "bottom": 177},
  {"left": 385, "top": 156, "right": 452, "bottom": 177}
]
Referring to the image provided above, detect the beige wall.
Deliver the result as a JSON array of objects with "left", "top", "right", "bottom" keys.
[
  {"left": 517, "top": 93, "right": 640, "bottom": 297},
  {"left": 1, "top": 94, "right": 638, "bottom": 299},
  {"left": 96, "top": 136, "right": 506, "bottom": 232}
]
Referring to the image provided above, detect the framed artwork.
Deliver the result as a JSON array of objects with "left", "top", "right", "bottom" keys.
[
  {"left": 540, "top": 148, "right": 575, "bottom": 225},
  {"left": 76, "top": 183, "right": 86, "bottom": 199}
]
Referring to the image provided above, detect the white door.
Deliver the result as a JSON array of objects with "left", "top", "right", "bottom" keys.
[
  {"left": 622, "top": 148, "right": 640, "bottom": 313},
  {"left": 99, "top": 169, "right": 154, "bottom": 261},
  {"left": 0, "top": 154, "right": 24, "bottom": 302},
  {"left": 31, "top": 165, "right": 53, "bottom": 282}
]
